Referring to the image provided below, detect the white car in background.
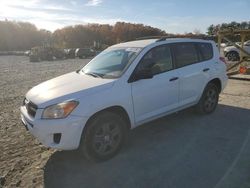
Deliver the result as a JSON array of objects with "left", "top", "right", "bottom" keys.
[
  {"left": 224, "top": 40, "right": 250, "bottom": 61},
  {"left": 21, "top": 38, "right": 228, "bottom": 161}
]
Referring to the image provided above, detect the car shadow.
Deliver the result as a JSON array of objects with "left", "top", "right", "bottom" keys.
[{"left": 43, "top": 104, "right": 250, "bottom": 188}]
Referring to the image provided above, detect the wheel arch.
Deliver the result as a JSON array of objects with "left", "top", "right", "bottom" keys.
[
  {"left": 83, "top": 106, "right": 132, "bottom": 133},
  {"left": 208, "top": 78, "right": 222, "bottom": 93}
]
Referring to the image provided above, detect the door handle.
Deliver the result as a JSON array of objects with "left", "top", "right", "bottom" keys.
[
  {"left": 169, "top": 77, "right": 179, "bottom": 82},
  {"left": 203, "top": 68, "right": 210, "bottom": 72}
]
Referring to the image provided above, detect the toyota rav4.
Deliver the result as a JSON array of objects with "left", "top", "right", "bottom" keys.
[{"left": 20, "top": 38, "right": 228, "bottom": 161}]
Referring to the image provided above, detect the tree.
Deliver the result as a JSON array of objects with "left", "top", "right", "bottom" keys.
[
  {"left": 0, "top": 20, "right": 51, "bottom": 51},
  {"left": 207, "top": 21, "right": 250, "bottom": 41},
  {"left": 53, "top": 22, "right": 166, "bottom": 49}
]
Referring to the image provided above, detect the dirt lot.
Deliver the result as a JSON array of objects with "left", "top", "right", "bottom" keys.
[{"left": 0, "top": 56, "right": 250, "bottom": 188}]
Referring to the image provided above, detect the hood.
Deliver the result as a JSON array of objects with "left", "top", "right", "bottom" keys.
[{"left": 26, "top": 71, "right": 115, "bottom": 108}]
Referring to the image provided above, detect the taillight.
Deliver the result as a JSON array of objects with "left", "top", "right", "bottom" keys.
[{"left": 219, "top": 57, "right": 227, "bottom": 64}]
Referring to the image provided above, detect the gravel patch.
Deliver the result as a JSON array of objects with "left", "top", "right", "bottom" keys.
[{"left": 0, "top": 56, "right": 89, "bottom": 187}]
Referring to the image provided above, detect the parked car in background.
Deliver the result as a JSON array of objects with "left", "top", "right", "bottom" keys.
[
  {"left": 224, "top": 40, "right": 250, "bottom": 61},
  {"left": 75, "top": 48, "right": 96, "bottom": 58},
  {"left": 29, "top": 46, "right": 54, "bottom": 62},
  {"left": 24, "top": 50, "right": 31, "bottom": 56},
  {"left": 245, "top": 40, "right": 250, "bottom": 46},
  {"left": 21, "top": 38, "right": 228, "bottom": 161},
  {"left": 220, "top": 43, "right": 227, "bottom": 48},
  {"left": 53, "top": 48, "right": 65, "bottom": 60},
  {"left": 29, "top": 47, "right": 67, "bottom": 62},
  {"left": 65, "top": 48, "right": 76, "bottom": 59}
]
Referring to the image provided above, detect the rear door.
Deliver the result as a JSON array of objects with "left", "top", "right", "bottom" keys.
[
  {"left": 196, "top": 42, "right": 215, "bottom": 79},
  {"left": 171, "top": 42, "right": 208, "bottom": 106}
]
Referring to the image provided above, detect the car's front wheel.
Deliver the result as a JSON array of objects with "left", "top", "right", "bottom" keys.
[
  {"left": 79, "top": 111, "right": 128, "bottom": 162},
  {"left": 196, "top": 83, "right": 219, "bottom": 114}
]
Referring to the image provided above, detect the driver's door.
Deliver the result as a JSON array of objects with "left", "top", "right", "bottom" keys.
[{"left": 130, "top": 45, "right": 179, "bottom": 124}]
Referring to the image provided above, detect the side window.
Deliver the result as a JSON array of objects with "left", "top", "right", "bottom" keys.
[
  {"left": 197, "top": 43, "right": 213, "bottom": 61},
  {"left": 138, "top": 45, "right": 173, "bottom": 75},
  {"left": 172, "top": 43, "right": 199, "bottom": 68}
]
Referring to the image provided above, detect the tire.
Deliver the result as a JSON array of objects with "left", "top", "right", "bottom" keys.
[
  {"left": 196, "top": 83, "right": 219, "bottom": 114},
  {"left": 79, "top": 111, "right": 128, "bottom": 162},
  {"left": 226, "top": 51, "right": 240, "bottom": 61}
]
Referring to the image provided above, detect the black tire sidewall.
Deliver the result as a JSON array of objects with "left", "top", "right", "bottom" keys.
[
  {"left": 197, "top": 83, "right": 219, "bottom": 114},
  {"left": 81, "top": 112, "right": 127, "bottom": 162},
  {"left": 228, "top": 51, "right": 239, "bottom": 61}
]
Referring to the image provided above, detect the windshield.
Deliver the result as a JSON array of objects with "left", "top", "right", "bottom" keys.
[{"left": 81, "top": 47, "right": 142, "bottom": 78}]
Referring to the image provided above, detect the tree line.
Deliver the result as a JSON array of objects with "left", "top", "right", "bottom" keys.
[
  {"left": 0, "top": 20, "right": 166, "bottom": 51},
  {"left": 207, "top": 21, "right": 250, "bottom": 35},
  {"left": 53, "top": 22, "right": 166, "bottom": 49},
  {"left": 0, "top": 20, "right": 52, "bottom": 51},
  {"left": 1, "top": 20, "right": 249, "bottom": 51},
  {"left": 207, "top": 21, "right": 250, "bottom": 41}
]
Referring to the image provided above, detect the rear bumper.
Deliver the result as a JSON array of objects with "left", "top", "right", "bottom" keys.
[{"left": 20, "top": 106, "right": 87, "bottom": 150}]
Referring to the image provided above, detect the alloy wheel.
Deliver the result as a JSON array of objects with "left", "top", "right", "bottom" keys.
[
  {"left": 204, "top": 88, "right": 217, "bottom": 112},
  {"left": 92, "top": 122, "right": 122, "bottom": 156}
]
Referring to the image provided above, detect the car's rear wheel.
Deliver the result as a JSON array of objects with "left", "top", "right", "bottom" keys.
[
  {"left": 226, "top": 51, "right": 240, "bottom": 61},
  {"left": 196, "top": 83, "right": 219, "bottom": 114},
  {"left": 80, "top": 111, "right": 128, "bottom": 162}
]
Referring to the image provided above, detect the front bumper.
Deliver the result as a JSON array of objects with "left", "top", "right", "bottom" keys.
[{"left": 20, "top": 106, "right": 87, "bottom": 150}]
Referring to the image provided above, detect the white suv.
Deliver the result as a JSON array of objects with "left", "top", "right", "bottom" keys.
[{"left": 20, "top": 38, "right": 228, "bottom": 161}]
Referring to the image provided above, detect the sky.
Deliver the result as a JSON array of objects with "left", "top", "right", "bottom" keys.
[{"left": 0, "top": 0, "right": 249, "bottom": 34}]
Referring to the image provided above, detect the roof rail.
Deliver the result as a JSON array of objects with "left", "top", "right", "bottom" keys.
[
  {"left": 135, "top": 35, "right": 168, "bottom": 40},
  {"left": 135, "top": 35, "right": 215, "bottom": 42},
  {"left": 156, "top": 36, "right": 170, "bottom": 42},
  {"left": 156, "top": 35, "right": 215, "bottom": 42}
]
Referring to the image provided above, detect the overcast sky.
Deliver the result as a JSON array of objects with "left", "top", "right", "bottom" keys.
[{"left": 0, "top": 0, "right": 249, "bottom": 33}]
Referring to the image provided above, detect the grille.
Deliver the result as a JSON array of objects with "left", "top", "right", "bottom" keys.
[{"left": 24, "top": 98, "right": 38, "bottom": 118}]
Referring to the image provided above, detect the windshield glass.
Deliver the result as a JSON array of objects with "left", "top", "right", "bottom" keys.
[{"left": 81, "top": 47, "right": 142, "bottom": 78}]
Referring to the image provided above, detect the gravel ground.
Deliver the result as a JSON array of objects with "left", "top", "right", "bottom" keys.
[
  {"left": 0, "top": 56, "right": 250, "bottom": 188},
  {"left": 0, "top": 56, "right": 88, "bottom": 187}
]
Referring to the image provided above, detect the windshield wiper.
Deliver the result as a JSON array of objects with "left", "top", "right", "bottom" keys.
[{"left": 84, "top": 72, "right": 103, "bottom": 78}]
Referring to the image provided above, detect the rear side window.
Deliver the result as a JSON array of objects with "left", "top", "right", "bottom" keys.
[
  {"left": 197, "top": 43, "right": 213, "bottom": 61},
  {"left": 172, "top": 43, "right": 199, "bottom": 68}
]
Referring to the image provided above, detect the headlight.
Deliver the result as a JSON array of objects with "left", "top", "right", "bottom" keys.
[{"left": 42, "top": 101, "right": 79, "bottom": 119}]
